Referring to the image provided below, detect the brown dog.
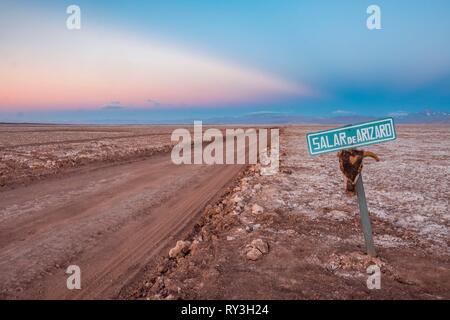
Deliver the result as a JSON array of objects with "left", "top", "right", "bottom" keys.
[{"left": 337, "top": 149, "right": 379, "bottom": 194}]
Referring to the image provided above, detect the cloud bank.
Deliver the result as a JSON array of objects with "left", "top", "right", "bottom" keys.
[{"left": 0, "top": 8, "right": 310, "bottom": 110}]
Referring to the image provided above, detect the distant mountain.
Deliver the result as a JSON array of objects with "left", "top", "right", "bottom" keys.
[
  {"left": 390, "top": 110, "right": 450, "bottom": 124},
  {"left": 203, "top": 110, "right": 450, "bottom": 124},
  {"left": 1, "top": 109, "right": 448, "bottom": 125},
  {"left": 100, "top": 105, "right": 125, "bottom": 110},
  {"left": 306, "top": 115, "right": 377, "bottom": 124},
  {"left": 203, "top": 112, "right": 375, "bottom": 124}
]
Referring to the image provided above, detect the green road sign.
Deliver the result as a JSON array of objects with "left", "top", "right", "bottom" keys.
[{"left": 306, "top": 118, "right": 396, "bottom": 156}]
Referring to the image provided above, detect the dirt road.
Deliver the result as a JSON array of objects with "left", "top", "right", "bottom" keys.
[{"left": 0, "top": 153, "right": 244, "bottom": 299}]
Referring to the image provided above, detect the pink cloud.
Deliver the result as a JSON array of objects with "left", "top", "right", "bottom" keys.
[{"left": 0, "top": 12, "right": 312, "bottom": 111}]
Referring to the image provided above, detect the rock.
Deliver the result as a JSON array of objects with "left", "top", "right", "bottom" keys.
[
  {"left": 226, "top": 236, "right": 235, "bottom": 241},
  {"left": 164, "top": 278, "right": 179, "bottom": 293},
  {"left": 232, "top": 195, "right": 243, "bottom": 203},
  {"left": 245, "top": 238, "right": 269, "bottom": 261},
  {"left": 326, "top": 261, "right": 340, "bottom": 272},
  {"left": 251, "top": 239, "right": 269, "bottom": 254},
  {"left": 189, "top": 240, "right": 200, "bottom": 254},
  {"left": 246, "top": 248, "right": 263, "bottom": 261},
  {"left": 254, "top": 184, "right": 262, "bottom": 190},
  {"left": 151, "top": 276, "right": 165, "bottom": 292},
  {"left": 326, "top": 252, "right": 385, "bottom": 272},
  {"left": 251, "top": 204, "right": 264, "bottom": 214},
  {"left": 169, "top": 240, "right": 191, "bottom": 258},
  {"left": 157, "top": 264, "right": 168, "bottom": 274}
]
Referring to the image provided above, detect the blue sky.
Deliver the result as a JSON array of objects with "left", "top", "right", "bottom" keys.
[{"left": 1, "top": 0, "right": 449, "bottom": 122}]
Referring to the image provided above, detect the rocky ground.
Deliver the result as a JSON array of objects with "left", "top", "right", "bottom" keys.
[{"left": 126, "top": 125, "right": 450, "bottom": 300}]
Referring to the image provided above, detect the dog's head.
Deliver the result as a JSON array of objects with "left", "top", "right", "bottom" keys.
[{"left": 337, "top": 149, "right": 379, "bottom": 192}]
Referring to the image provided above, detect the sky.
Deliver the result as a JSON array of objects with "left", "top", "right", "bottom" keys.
[{"left": 1, "top": 0, "right": 449, "bottom": 122}]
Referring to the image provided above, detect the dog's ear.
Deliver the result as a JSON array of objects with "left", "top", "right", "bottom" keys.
[{"left": 363, "top": 151, "right": 380, "bottom": 161}]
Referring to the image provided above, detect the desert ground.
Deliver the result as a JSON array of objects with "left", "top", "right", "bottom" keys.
[{"left": 0, "top": 124, "right": 449, "bottom": 299}]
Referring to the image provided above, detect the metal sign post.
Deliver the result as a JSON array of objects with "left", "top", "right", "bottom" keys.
[
  {"left": 355, "top": 174, "right": 376, "bottom": 257},
  {"left": 306, "top": 118, "right": 397, "bottom": 257}
]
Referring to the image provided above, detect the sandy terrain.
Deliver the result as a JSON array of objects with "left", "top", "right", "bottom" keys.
[
  {"left": 0, "top": 124, "right": 248, "bottom": 299},
  {"left": 126, "top": 125, "right": 450, "bottom": 300},
  {"left": 0, "top": 125, "right": 178, "bottom": 188},
  {"left": 0, "top": 124, "right": 449, "bottom": 300}
]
